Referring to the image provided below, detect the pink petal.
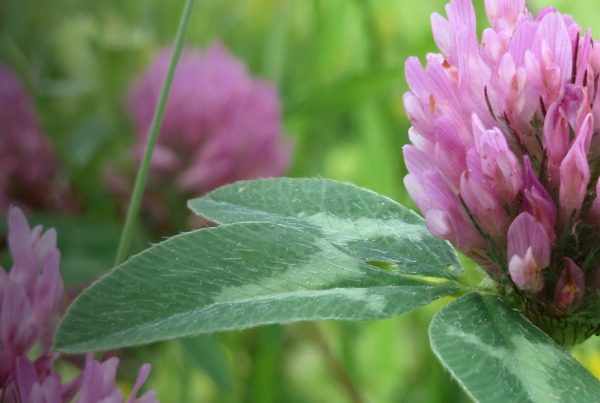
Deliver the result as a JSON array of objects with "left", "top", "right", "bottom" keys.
[
  {"left": 7, "top": 207, "right": 36, "bottom": 286},
  {"left": 16, "top": 356, "right": 37, "bottom": 402},
  {"left": 425, "top": 209, "right": 455, "bottom": 240},
  {"left": 507, "top": 212, "right": 551, "bottom": 269},
  {"left": 460, "top": 149, "right": 509, "bottom": 240},
  {"left": 422, "top": 170, "right": 485, "bottom": 251},
  {"left": 575, "top": 29, "right": 593, "bottom": 85},
  {"left": 405, "top": 57, "right": 435, "bottom": 99},
  {"left": 522, "top": 157, "right": 556, "bottom": 244},
  {"left": 543, "top": 102, "right": 570, "bottom": 186},
  {"left": 559, "top": 114, "right": 593, "bottom": 221},
  {"left": 403, "top": 145, "right": 436, "bottom": 177},
  {"left": 475, "top": 124, "right": 523, "bottom": 203},
  {"left": 32, "top": 249, "right": 63, "bottom": 325},
  {"left": 1, "top": 281, "right": 36, "bottom": 354},
  {"left": 509, "top": 247, "right": 544, "bottom": 292},
  {"left": 554, "top": 258, "right": 585, "bottom": 310},
  {"left": 484, "top": 0, "right": 526, "bottom": 31},
  {"left": 535, "top": 11, "right": 573, "bottom": 83},
  {"left": 431, "top": 13, "right": 451, "bottom": 55},
  {"left": 76, "top": 354, "right": 121, "bottom": 403},
  {"left": 126, "top": 363, "right": 155, "bottom": 403},
  {"left": 508, "top": 20, "right": 538, "bottom": 67},
  {"left": 28, "top": 375, "right": 62, "bottom": 403}
]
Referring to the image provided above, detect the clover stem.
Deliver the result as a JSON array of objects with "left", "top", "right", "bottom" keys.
[{"left": 115, "top": 0, "right": 196, "bottom": 265}]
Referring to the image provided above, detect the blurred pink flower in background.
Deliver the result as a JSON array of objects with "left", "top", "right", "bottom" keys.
[
  {"left": 128, "top": 43, "right": 292, "bottom": 194},
  {"left": 0, "top": 207, "right": 156, "bottom": 402},
  {"left": 403, "top": 0, "right": 600, "bottom": 341},
  {"left": 0, "top": 65, "right": 76, "bottom": 213},
  {"left": 0, "top": 64, "right": 56, "bottom": 211}
]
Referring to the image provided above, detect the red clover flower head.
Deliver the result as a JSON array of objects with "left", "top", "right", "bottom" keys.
[
  {"left": 0, "top": 207, "right": 62, "bottom": 385},
  {"left": 0, "top": 207, "right": 157, "bottom": 402},
  {"left": 403, "top": 0, "right": 600, "bottom": 344},
  {"left": 128, "top": 43, "right": 292, "bottom": 195}
]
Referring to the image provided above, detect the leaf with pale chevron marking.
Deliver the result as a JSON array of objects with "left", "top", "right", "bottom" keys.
[
  {"left": 188, "top": 178, "right": 460, "bottom": 278},
  {"left": 56, "top": 222, "right": 458, "bottom": 352},
  {"left": 429, "top": 293, "right": 600, "bottom": 402}
]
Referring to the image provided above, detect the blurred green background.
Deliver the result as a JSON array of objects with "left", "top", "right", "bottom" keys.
[{"left": 2, "top": 0, "right": 600, "bottom": 401}]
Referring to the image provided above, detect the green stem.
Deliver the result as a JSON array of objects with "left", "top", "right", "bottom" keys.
[
  {"left": 354, "top": 0, "right": 383, "bottom": 68},
  {"left": 262, "top": 0, "right": 290, "bottom": 82},
  {"left": 114, "top": 0, "right": 196, "bottom": 265}
]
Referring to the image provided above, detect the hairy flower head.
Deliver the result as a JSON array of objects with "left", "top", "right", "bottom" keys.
[{"left": 403, "top": 0, "right": 600, "bottom": 344}]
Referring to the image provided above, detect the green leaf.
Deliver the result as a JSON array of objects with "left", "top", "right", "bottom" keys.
[
  {"left": 429, "top": 293, "right": 600, "bottom": 403},
  {"left": 55, "top": 222, "right": 458, "bottom": 353},
  {"left": 188, "top": 178, "right": 460, "bottom": 279}
]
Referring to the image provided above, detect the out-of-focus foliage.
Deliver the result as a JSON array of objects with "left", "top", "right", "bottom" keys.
[{"left": 2, "top": 0, "right": 599, "bottom": 402}]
